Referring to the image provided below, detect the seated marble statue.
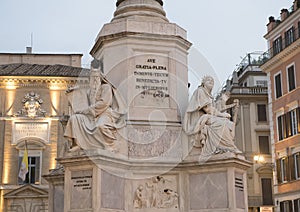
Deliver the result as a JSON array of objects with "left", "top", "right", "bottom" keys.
[
  {"left": 183, "top": 76, "right": 241, "bottom": 156},
  {"left": 64, "top": 67, "right": 126, "bottom": 152}
]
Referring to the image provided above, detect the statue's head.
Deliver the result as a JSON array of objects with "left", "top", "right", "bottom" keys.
[{"left": 201, "top": 75, "right": 214, "bottom": 90}]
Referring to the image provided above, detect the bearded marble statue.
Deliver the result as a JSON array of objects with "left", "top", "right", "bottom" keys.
[{"left": 64, "top": 66, "right": 126, "bottom": 152}]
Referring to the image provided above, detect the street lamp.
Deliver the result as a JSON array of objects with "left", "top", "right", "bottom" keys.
[{"left": 254, "top": 154, "right": 265, "bottom": 163}]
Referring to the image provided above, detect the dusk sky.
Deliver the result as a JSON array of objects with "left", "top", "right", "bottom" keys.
[{"left": 0, "top": 0, "right": 292, "bottom": 92}]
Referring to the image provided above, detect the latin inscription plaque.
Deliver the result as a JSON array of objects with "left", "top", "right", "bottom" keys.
[
  {"left": 133, "top": 57, "right": 169, "bottom": 107},
  {"left": 70, "top": 170, "right": 93, "bottom": 209},
  {"left": 13, "top": 122, "right": 50, "bottom": 144}
]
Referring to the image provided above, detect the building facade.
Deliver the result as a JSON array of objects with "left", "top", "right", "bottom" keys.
[
  {"left": 260, "top": 1, "right": 300, "bottom": 211},
  {"left": 222, "top": 52, "right": 273, "bottom": 212},
  {"left": 0, "top": 53, "right": 88, "bottom": 211}
]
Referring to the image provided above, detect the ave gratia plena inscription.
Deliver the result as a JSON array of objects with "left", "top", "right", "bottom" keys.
[{"left": 134, "top": 58, "right": 169, "bottom": 98}]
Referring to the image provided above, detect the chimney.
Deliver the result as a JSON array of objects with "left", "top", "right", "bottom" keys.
[
  {"left": 267, "top": 16, "right": 276, "bottom": 32},
  {"left": 280, "top": 9, "right": 289, "bottom": 21},
  {"left": 26, "top": 47, "right": 32, "bottom": 54}
]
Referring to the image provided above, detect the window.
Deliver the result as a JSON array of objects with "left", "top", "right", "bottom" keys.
[
  {"left": 287, "top": 109, "right": 298, "bottom": 137},
  {"left": 285, "top": 27, "right": 295, "bottom": 47},
  {"left": 275, "top": 73, "right": 282, "bottom": 98},
  {"left": 257, "top": 104, "right": 267, "bottom": 122},
  {"left": 18, "top": 156, "right": 40, "bottom": 184},
  {"left": 277, "top": 115, "right": 285, "bottom": 141},
  {"left": 273, "top": 36, "right": 282, "bottom": 55},
  {"left": 287, "top": 65, "right": 296, "bottom": 91},
  {"left": 294, "top": 198, "right": 300, "bottom": 212},
  {"left": 277, "top": 157, "right": 288, "bottom": 183},
  {"left": 280, "top": 200, "right": 293, "bottom": 212},
  {"left": 261, "top": 178, "right": 273, "bottom": 205},
  {"left": 259, "top": 136, "right": 270, "bottom": 154},
  {"left": 295, "top": 153, "right": 300, "bottom": 179}
]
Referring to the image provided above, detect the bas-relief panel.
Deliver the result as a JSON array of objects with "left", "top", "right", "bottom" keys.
[
  {"left": 189, "top": 172, "right": 228, "bottom": 210},
  {"left": 133, "top": 175, "right": 179, "bottom": 209},
  {"left": 127, "top": 126, "right": 181, "bottom": 158}
]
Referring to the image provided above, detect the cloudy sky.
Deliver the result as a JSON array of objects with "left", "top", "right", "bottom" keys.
[{"left": 0, "top": 0, "right": 292, "bottom": 91}]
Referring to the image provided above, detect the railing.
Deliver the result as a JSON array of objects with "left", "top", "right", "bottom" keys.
[
  {"left": 260, "top": 17, "right": 300, "bottom": 65},
  {"left": 236, "top": 52, "right": 268, "bottom": 77},
  {"left": 231, "top": 86, "right": 268, "bottom": 95}
]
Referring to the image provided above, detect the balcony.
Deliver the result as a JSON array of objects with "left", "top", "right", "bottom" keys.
[
  {"left": 230, "top": 86, "right": 268, "bottom": 95},
  {"left": 261, "top": 23, "right": 300, "bottom": 64},
  {"left": 236, "top": 52, "right": 267, "bottom": 78}
]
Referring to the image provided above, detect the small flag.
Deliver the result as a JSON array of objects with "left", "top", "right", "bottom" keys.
[{"left": 18, "top": 144, "right": 29, "bottom": 182}]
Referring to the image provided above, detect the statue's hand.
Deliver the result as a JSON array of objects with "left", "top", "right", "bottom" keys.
[{"left": 222, "top": 112, "right": 231, "bottom": 118}]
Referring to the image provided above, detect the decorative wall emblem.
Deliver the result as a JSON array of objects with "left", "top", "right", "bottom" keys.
[
  {"left": 16, "top": 92, "right": 46, "bottom": 118},
  {"left": 133, "top": 176, "right": 179, "bottom": 209}
]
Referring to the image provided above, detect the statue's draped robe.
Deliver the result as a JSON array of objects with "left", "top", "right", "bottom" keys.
[
  {"left": 183, "top": 86, "right": 240, "bottom": 156},
  {"left": 64, "top": 83, "right": 126, "bottom": 150}
]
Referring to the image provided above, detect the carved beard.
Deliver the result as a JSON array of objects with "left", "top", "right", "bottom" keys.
[{"left": 89, "top": 77, "right": 102, "bottom": 105}]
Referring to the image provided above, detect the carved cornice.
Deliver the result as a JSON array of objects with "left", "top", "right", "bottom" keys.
[{"left": 0, "top": 77, "right": 88, "bottom": 89}]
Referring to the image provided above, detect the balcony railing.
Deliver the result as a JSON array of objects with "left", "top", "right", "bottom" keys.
[
  {"left": 236, "top": 52, "right": 267, "bottom": 78},
  {"left": 260, "top": 23, "right": 300, "bottom": 65},
  {"left": 230, "top": 86, "right": 268, "bottom": 95}
]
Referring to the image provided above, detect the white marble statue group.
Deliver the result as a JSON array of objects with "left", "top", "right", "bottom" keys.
[{"left": 63, "top": 63, "right": 241, "bottom": 157}]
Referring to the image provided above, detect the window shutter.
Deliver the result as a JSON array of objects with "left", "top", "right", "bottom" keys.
[
  {"left": 294, "top": 199, "right": 299, "bottom": 212},
  {"left": 278, "top": 115, "right": 284, "bottom": 140},
  {"left": 283, "top": 114, "right": 287, "bottom": 139},
  {"left": 297, "top": 107, "right": 300, "bottom": 133},
  {"left": 289, "top": 200, "right": 293, "bottom": 211},
  {"left": 277, "top": 159, "right": 282, "bottom": 183},
  {"left": 284, "top": 157, "right": 289, "bottom": 182},
  {"left": 286, "top": 112, "right": 291, "bottom": 138},
  {"left": 35, "top": 157, "right": 40, "bottom": 184},
  {"left": 280, "top": 201, "right": 284, "bottom": 211},
  {"left": 285, "top": 31, "right": 288, "bottom": 47},
  {"left": 289, "top": 155, "right": 296, "bottom": 181}
]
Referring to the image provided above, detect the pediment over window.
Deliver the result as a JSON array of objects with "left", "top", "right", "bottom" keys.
[
  {"left": 4, "top": 184, "right": 48, "bottom": 199},
  {"left": 16, "top": 140, "right": 47, "bottom": 150}
]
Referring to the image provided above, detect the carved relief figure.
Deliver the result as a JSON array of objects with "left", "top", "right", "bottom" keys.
[
  {"left": 134, "top": 176, "right": 178, "bottom": 209},
  {"left": 133, "top": 185, "right": 149, "bottom": 208},
  {"left": 64, "top": 66, "right": 126, "bottom": 152},
  {"left": 183, "top": 76, "right": 241, "bottom": 156}
]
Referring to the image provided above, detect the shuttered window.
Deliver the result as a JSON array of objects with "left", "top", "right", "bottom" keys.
[
  {"left": 287, "top": 65, "right": 296, "bottom": 91},
  {"left": 280, "top": 200, "right": 293, "bottom": 212},
  {"left": 273, "top": 37, "right": 282, "bottom": 55},
  {"left": 277, "top": 115, "right": 285, "bottom": 141},
  {"left": 275, "top": 73, "right": 282, "bottom": 98},
  {"left": 295, "top": 153, "right": 300, "bottom": 179},
  {"left": 285, "top": 27, "right": 295, "bottom": 47},
  {"left": 257, "top": 104, "right": 267, "bottom": 122},
  {"left": 259, "top": 136, "right": 270, "bottom": 154},
  {"left": 261, "top": 178, "right": 273, "bottom": 206}
]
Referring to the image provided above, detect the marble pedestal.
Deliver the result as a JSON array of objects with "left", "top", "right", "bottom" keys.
[{"left": 46, "top": 151, "right": 251, "bottom": 212}]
